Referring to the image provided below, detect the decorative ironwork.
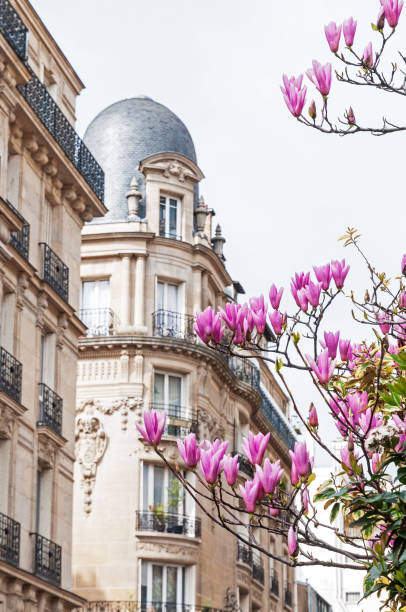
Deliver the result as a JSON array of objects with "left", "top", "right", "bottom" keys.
[
  {"left": 73, "top": 604, "right": 223, "bottom": 612},
  {"left": 80, "top": 308, "right": 117, "bottom": 337},
  {"left": 32, "top": 533, "right": 61, "bottom": 586},
  {"left": 0, "top": 346, "right": 22, "bottom": 403},
  {"left": 284, "top": 586, "right": 293, "bottom": 608},
  {"left": 6, "top": 199, "right": 30, "bottom": 260},
  {"left": 136, "top": 511, "right": 201, "bottom": 538},
  {"left": 0, "top": 0, "right": 27, "bottom": 61},
  {"left": 17, "top": 73, "right": 104, "bottom": 202},
  {"left": 228, "top": 356, "right": 259, "bottom": 389},
  {"left": 236, "top": 541, "right": 252, "bottom": 566},
  {"left": 152, "top": 310, "right": 195, "bottom": 342},
  {"left": 270, "top": 573, "right": 279, "bottom": 597},
  {"left": 0, "top": 511, "right": 20, "bottom": 567},
  {"left": 252, "top": 552, "right": 264, "bottom": 586},
  {"left": 231, "top": 451, "right": 253, "bottom": 478},
  {"left": 38, "top": 383, "right": 62, "bottom": 435},
  {"left": 150, "top": 402, "right": 197, "bottom": 438},
  {"left": 259, "top": 389, "right": 296, "bottom": 450},
  {"left": 40, "top": 242, "right": 69, "bottom": 302},
  {"left": 158, "top": 230, "right": 183, "bottom": 241}
]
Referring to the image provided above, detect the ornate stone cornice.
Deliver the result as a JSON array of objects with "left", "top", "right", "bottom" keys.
[{"left": 139, "top": 152, "right": 204, "bottom": 186}]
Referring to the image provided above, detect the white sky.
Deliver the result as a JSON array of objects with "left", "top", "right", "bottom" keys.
[{"left": 30, "top": 0, "right": 406, "bottom": 463}]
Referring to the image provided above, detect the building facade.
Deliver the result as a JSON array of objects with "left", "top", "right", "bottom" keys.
[
  {"left": 0, "top": 1, "right": 106, "bottom": 611},
  {"left": 72, "top": 97, "right": 297, "bottom": 612}
]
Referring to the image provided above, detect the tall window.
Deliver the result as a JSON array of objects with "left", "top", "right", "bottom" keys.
[
  {"left": 141, "top": 561, "right": 185, "bottom": 610},
  {"left": 81, "top": 280, "right": 111, "bottom": 336},
  {"left": 0, "top": 291, "right": 15, "bottom": 353},
  {"left": 155, "top": 281, "right": 181, "bottom": 337},
  {"left": 159, "top": 196, "right": 180, "bottom": 239},
  {"left": 40, "top": 331, "right": 56, "bottom": 389},
  {"left": 142, "top": 464, "right": 184, "bottom": 515},
  {"left": 154, "top": 372, "right": 187, "bottom": 436},
  {"left": 36, "top": 468, "right": 53, "bottom": 538}
]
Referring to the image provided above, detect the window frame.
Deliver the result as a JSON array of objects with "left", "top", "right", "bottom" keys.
[{"left": 159, "top": 194, "right": 181, "bottom": 240}]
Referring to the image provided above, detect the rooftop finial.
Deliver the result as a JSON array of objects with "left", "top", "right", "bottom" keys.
[
  {"left": 212, "top": 223, "right": 226, "bottom": 259},
  {"left": 126, "top": 175, "right": 142, "bottom": 221}
]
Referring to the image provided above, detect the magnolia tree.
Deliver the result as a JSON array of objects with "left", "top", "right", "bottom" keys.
[{"left": 135, "top": 2, "right": 406, "bottom": 610}]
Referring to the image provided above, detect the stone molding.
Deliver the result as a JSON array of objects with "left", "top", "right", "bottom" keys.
[
  {"left": 139, "top": 152, "right": 204, "bottom": 186},
  {"left": 135, "top": 538, "right": 199, "bottom": 565}
]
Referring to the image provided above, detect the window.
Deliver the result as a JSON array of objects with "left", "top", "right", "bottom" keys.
[
  {"left": 269, "top": 539, "right": 275, "bottom": 578},
  {"left": 159, "top": 196, "right": 180, "bottom": 239},
  {"left": 142, "top": 463, "right": 184, "bottom": 515},
  {"left": 36, "top": 468, "right": 53, "bottom": 538},
  {"left": 236, "top": 411, "right": 249, "bottom": 454},
  {"left": 141, "top": 561, "right": 185, "bottom": 610},
  {"left": 155, "top": 281, "right": 183, "bottom": 337},
  {"left": 40, "top": 332, "right": 56, "bottom": 389},
  {"left": 0, "top": 291, "right": 15, "bottom": 353},
  {"left": 153, "top": 372, "right": 190, "bottom": 436},
  {"left": 345, "top": 592, "right": 360, "bottom": 603},
  {"left": 0, "top": 440, "right": 11, "bottom": 513},
  {"left": 81, "top": 280, "right": 111, "bottom": 336}
]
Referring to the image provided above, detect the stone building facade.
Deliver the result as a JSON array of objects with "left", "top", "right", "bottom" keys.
[
  {"left": 72, "top": 97, "right": 297, "bottom": 612},
  {"left": 0, "top": 2, "right": 106, "bottom": 612}
]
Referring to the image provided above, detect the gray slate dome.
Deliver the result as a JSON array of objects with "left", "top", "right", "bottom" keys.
[{"left": 84, "top": 96, "right": 197, "bottom": 222}]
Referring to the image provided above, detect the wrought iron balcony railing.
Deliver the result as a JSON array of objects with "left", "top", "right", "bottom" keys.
[
  {"left": 228, "top": 356, "right": 260, "bottom": 390},
  {"left": 284, "top": 586, "right": 293, "bottom": 608},
  {"left": 73, "top": 603, "right": 223, "bottom": 612},
  {"left": 17, "top": 73, "right": 104, "bottom": 202},
  {"left": 231, "top": 451, "right": 253, "bottom": 478},
  {"left": 32, "top": 533, "right": 61, "bottom": 586},
  {"left": 6, "top": 199, "right": 30, "bottom": 260},
  {"left": 0, "top": 511, "right": 20, "bottom": 567},
  {"left": 260, "top": 389, "right": 296, "bottom": 450},
  {"left": 270, "top": 573, "right": 279, "bottom": 597},
  {"left": 136, "top": 511, "right": 201, "bottom": 538},
  {"left": 80, "top": 308, "right": 117, "bottom": 337},
  {"left": 252, "top": 553, "right": 265, "bottom": 586},
  {"left": 237, "top": 541, "right": 252, "bottom": 567},
  {"left": 0, "top": 0, "right": 27, "bottom": 61},
  {"left": 152, "top": 310, "right": 195, "bottom": 342},
  {"left": 0, "top": 346, "right": 22, "bottom": 403},
  {"left": 40, "top": 242, "right": 69, "bottom": 302},
  {"left": 38, "top": 382, "right": 62, "bottom": 435},
  {"left": 150, "top": 402, "right": 197, "bottom": 438}
]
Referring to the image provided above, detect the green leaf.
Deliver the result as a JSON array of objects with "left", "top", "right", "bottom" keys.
[{"left": 330, "top": 502, "right": 340, "bottom": 523}]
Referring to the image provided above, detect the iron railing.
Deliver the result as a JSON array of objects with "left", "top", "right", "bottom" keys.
[
  {"left": 40, "top": 242, "right": 69, "bottom": 302},
  {"left": 228, "top": 356, "right": 259, "bottom": 389},
  {"left": 231, "top": 451, "right": 253, "bottom": 478},
  {"left": 6, "top": 199, "right": 30, "bottom": 260},
  {"left": 152, "top": 310, "right": 195, "bottom": 342},
  {"left": 73, "top": 604, "right": 223, "bottom": 612},
  {"left": 17, "top": 73, "right": 104, "bottom": 202},
  {"left": 284, "top": 586, "right": 293, "bottom": 608},
  {"left": 136, "top": 511, "right": 201, "bottom": 538},
  {"left": 270, "top": 573, "right": 279, "bottom": 597},
  {"left": 0, "top": 0, "right": 27, "bottom": 61},
  {"left": 158, "top": 230, "right": 182, "bottom": 241},
  {"left": 260, "top": 389, "right": 296, "bottom": 450},
  {"left": 38, "top": 382, "right": 63, "bottom": 435},
  {"left": 80, "top": 308, "right": 117, "bottom": 337},
  {"left": 252, "top": 553, "right": 264, "bottom": 586},
  {"left": 0, "top": 346, "right": 22, "bottom": 403},
  {"left": 32, "top": 533, "right": 61, "bottom": 586},
  {"left": 0, "top": 511, "right": 20, "bottom": 567},
  {"left": 237, "top": 541, "right": 252, "bottom": 566},
  {"left": 150, "top": 403, "right": 197, "bottom": 438}
]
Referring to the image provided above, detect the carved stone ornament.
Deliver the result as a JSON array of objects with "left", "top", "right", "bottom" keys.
[
  {"left": 16, "top": 272, "right": 29, "bottom": 310},
  {"left": 136, "top": 541, "right": 198, "bottom": 564},
  {"left": 0, "top": 404, "right": 15, "bottom": 439},
  {"left": 162, "top": 161, "right": 192, "bottom": 182},
  {"left": 224, "top": 588, "right": 240, "bottom": 612},
  {"left": 56, "top": 313, "right": 69, "bottom": 349},
  {"left": 37, "top": 436, "right": 57, "bottom": 469},
  {"left": 99, "top": 396, "right": 143, "bottom": 431},
  {"left": 198, "top": 406, "right": 225, "bottom": 442},
  {"left": 75, "top": 402, "right": 107, "bottom": 514},
  {"left": 36, "top": 292, "right": 48, "bottom": 328}
]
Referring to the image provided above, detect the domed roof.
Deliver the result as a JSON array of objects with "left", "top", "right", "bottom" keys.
[{"left": 84, "top": 96, "right": 197, "bottom": 222}]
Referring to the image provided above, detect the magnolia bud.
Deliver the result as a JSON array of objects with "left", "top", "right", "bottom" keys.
[
  {"left": 347, "top": 106, "right": 355, "bottom": 124},
  {"left": 348, "top": 434, "right": 354, "bottom": 452},
  {"left": 308, "top": 100, "right": 317, "bottom": 120},
  {"left": 308, "top": 403, "right": 319, "bottom": 428},
  {"left": 377, "top": 11, "right": 385, "bottom": 31},
  {"left": 364, "top": 289, "right": 370, "bottom": 302}
]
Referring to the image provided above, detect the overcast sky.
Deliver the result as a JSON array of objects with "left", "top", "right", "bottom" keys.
[{"left": 30, "top": 0, "right": 406, "bottom": 462}]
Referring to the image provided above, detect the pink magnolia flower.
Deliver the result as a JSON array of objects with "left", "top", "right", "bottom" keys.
[
  {"left": 302, "top": 488, "right": 309, "bottom": 515},
  {"left": 381, "top": 0, "right": 404, "bottom": 27},
  {"left": 269, "top": 284, "right": 284, "bottom": 310},
  {"left": 269, "top": 310, "right": 286, "bottom": 335},
  {"left": 339, "top": 338, "right": 351, "bottom": 361},
  {"left": 343, "top": 17, "right": 357, "bottom": 46},
  {"left": 252, "top": 309, "right": 267, "bottom": 335},
  {"left": 297, "top": 287, "right": 309, "bottom": 312},
  {"left": 322, "top": 331, "right": 340, "bottom": 359},
  {"left": 346, "top": 391, "right": 368, "bottom": 423},
  {"left": 363, "top": 42, "right": 374, "bottom": 67},
  {"left": 222, "top": 453, "right": 239, "bottom": 486},
  {"left": 399, "top": 292, "right": 406, "bottom": 308},
  {"left": 291, "top": 271, "right": 310, "bottom": 292},
  {"left": 291, "top": 460, "right": 299, "bottom": 486},
  {"left": 289, "top": 441, "right": 313, "bottom": 478},
  {"left": 396, "top": 433, "right": 406, "bottom": 452},
  {"left": 200, "top": 446, "right": 225, "bottom": 484},
  {"left": 308, "top": 404, "right": 319, "bottom": 427},
  {"left": 242, "top": 431, "right": 270, "bottom": 466},
  {"left": 359, "top": 409, "right": 383, "bottom": 435},
  {"left": 313, "top": 263, "right": 331, "bottom": 291},
  {"left": 402, "top": 254, "right": 406, "bottom": 274},
  {"left": 306, "top": 349, "right": 335, "bottom": 384},
  {"left": 288, "top": 526, "right": 299, "bottom": 557},
  {"left": 250, "top": 295, "right": 266, "bottom": 313},
  {"left": 194, "top": 307, "right": 224, "bottom": 344},
  {"left": 324, "top": 21, "right": 342, "bottom": 53},
  {"left": 392, "top": 413, "right": 406, "bottom": 430},
  {"left": 177, "top": 433, "right": 202, "bottom": 467},
  {"left": 340, "top": 447, "right": 353, "bottom": 470},
  {"left": 219, "top": 303, "right": 241, "bottom": 331},
  {"left": 137, "top": 410, "right": 166, "bottom": 446},
  {"left": 378, "top": 312, "right": 391, "bottom": 335},
  {"left": 281, "top": 74, "right": 307, "bottom": 117},
  {"left": 306, "top": 60, "right": 332, "bottom": 96},
  {"left": 239, "top": 478, "right": 260, "bottom": 513},
  {"left": 305, "top": 281, "right": 322, "bottom": 308},
  {"left": 269, "top": 506, "right": 279, "bottom": 517},
  {"left": 203, "top": 439, "right": 229, "bottom": 458},
  {"left": 371, "top": 453, "right": 381, "bottom": 474},
  {"left": 256, "top": 458, "right": 283, "bottom": 495},
  {"left": 331, "top": 259, "right": 350, "bottom": 289}
]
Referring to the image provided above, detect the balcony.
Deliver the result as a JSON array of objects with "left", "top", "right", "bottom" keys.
[
  {"left": 270, "top": 573, "right": 280, "bottom": 598},
  {"left": 40, "top": 243, "right": 69, "bottom": 302},
  {"left": 38, "top": 383, "right": 62, "bottom": 435},
  {"left": 237, "top": 541, "right": 252, "bottom": 567},
  {"left": 231, "top": 451, "right": 253, "bottom": 478},
  {"left": 75, "top": 603, "right": 223, "bottom": 612},
  {"left": 0, "top": 0, "right": 27, "bottom": 61},
  {"left": 0, "top": 511, "right": 20, "bottom": 567},
  {"left": 252, "top": 553, "right": 265, "bottom": 586},
  {"left": 32, "top": 533, "right": 61, "bottom": 586},
  {"left": 0, "top": 346, "right": 22, "bottom": 403},
  {"left": 80, "top": 308, "right": 117, "bottom": 337},
  {"left": 228, "top": 356, "right": 259, "bottom": 390},
  {"left": 150, "top": 403, "right": 197, "bottom": 438},
  {"left": 6, "top": 199, "right": 30, "bottom": 260},
  {"left": 260, "top": 389, "right": 296, "bottom": 450},
  {"left": 136, "top": 511, "right": 201, "bottom": 538},
  {"left": 284, "top": 586, "right": 293, "bottom": 608},
  {"left": 152, "top": 310, "right": 195, "bottom": 342},
  {"left": 17, "top": 73, "right": 104, "bottom": 203}
]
